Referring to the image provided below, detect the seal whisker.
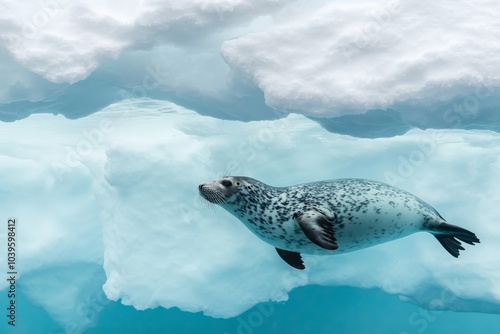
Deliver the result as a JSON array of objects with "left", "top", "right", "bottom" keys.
[
  {"left": 212, "top": 190, "right": 227, "bottom": 204},
  {"left": 200, "top": 195, "right": 220, "bottom": 212},
  {"left": 200, "top": 188, "right": 227, "bottom": 207},
  {"left": 219, "top": 165, "right": 236, "bottom": 179},
  {"left": 213, "top": 195, "right": 227, "bottom": 206},
  {"left": 206, "top": 201, "right": 219, "bottom": 212}
]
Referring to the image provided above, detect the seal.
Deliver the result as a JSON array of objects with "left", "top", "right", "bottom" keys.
[{"left": 199, "top": 177, "right": 480, "bottom": 270}]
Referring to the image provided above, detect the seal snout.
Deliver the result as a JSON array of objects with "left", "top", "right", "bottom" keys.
[
  {"left": 198, "top": 184, "right": 208, "bottom": 197},
  {"left": 198, "top": 183, "right": 209, "bottom": 201},
  {"left": 198, "top": 182, "right": 226, "bottom": 205}
]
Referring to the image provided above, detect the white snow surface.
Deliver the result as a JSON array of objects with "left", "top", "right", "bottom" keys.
[
  {"left": 1, "top": 0, "right": 500, "bottom": 121},
  {"left": 221, "top": 0, "right": 500, "bottom": 116},
  {"left": 0, "top": 0, "right": 291, "bottom": 84},
  {"left": 0, "top": 99, "right": 499, "bottom": 332}
]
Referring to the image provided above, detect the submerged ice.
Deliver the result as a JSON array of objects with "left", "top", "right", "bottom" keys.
[{"left": 0, "top": 99, "right": 499, "bottom": 332}]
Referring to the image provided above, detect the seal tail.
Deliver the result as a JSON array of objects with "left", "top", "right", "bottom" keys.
[{"left": 431, "top": 222, "right": 480, "bottom": 257}]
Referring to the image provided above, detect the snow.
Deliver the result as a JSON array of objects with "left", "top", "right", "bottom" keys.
[
  {"left": 0, "top": 0, "right": 291, "bottom": 84},
  {"left": 2, "top": 0, "right": 500, "bottom": 128},
  {"left": 221, "top": 0, "right": 500, "bottom": 118}
]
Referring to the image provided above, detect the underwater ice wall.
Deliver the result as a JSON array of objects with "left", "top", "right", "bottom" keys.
[
  {"left": 97, "top": 102, "right": 500, "bottom": 317},
  {"left": 0, "top": 100, "right": 499, "bottom": 334}
]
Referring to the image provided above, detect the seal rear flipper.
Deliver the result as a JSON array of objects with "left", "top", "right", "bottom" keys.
[
  {"left": 294, "top": 209, "right": 338, "bottom": 250},
  {"left": 275, "top": 248, "right": 305, "bottom": 270},
  {"left": 431, "top": 222, "right": 480, "bottom": 258}
]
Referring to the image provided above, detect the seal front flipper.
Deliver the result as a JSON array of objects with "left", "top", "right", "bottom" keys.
[
  {"left": 294, "top": 209, "right": 338, "bottom": 250},
  {"left": 275, "top": 248, "right": 305, "bottom": 270}
]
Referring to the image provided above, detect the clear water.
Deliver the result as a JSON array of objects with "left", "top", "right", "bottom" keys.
[{"left": 5, "top": 283, "right": 500, "bottom": 334}]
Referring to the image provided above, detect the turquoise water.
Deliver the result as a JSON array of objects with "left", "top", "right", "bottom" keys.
[{"left": 5, "top": 282, "right": 500, "bottom": 333}]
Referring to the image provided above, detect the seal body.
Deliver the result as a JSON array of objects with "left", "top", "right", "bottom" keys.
[{"left": 199, "top": 177, "right": 480, "bottom": 269}]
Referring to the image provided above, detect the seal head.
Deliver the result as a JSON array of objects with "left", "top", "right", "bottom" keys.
[{"left": 199, "top": 176, "right": 263, "bottom": 206}]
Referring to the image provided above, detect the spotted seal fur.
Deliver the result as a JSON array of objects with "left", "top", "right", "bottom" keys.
[{"left": 198, "top": 177, "right": 480, "bottom": 270}]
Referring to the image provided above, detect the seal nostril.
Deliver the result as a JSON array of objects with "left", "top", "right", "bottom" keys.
[{"left": 199, "top": 184, "right": 203, "bottom": 191}]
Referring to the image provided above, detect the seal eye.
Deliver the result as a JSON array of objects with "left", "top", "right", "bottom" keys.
[
  {"left": 236, "top": 182, "right": 241, "bottom": 186},
  {"left": 221, "top": 180, "right": 232, "bottom": 188}
]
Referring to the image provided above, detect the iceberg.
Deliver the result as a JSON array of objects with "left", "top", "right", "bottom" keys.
[
  {"left": 2, "top": 0, "right": 500, "bottom": 134},
  {"left": 221, "top": 0, "right": 500, "bottom": 121},
  {"left": 0, "top": 99, "right": 499, "bottom": 333}
]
